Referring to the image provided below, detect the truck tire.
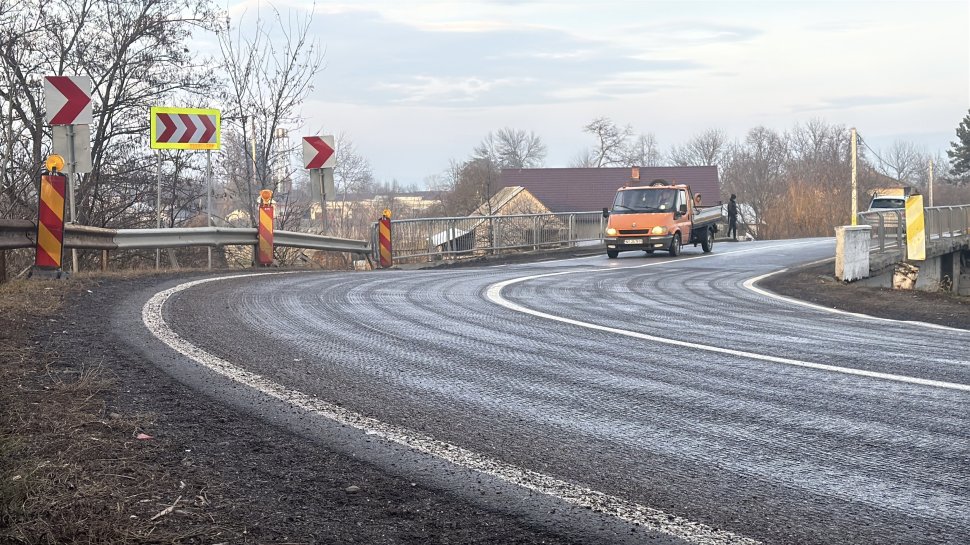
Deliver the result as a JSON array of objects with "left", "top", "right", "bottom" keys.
[
  {"left": 701, "top": 227, "right": 714, "bottom": 253},
  {"left": 607, "top": 249, "right": 618, "bottom": 259},
  {"left": 669, "top": 233, "right": 682, "bottom": 256}
]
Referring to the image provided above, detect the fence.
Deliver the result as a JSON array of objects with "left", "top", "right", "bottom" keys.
[
  {"left": 377, "top": 211, "right": 604, "bottom": 262},
  {"left": 857, "top": 204, "right": 970, "bottom": 259}
]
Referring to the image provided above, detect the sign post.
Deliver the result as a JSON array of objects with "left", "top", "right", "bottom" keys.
[
  {"left": 303, "top": 135, "right": 336, "bottom": 232},
  {"left": 150, "top": 106, "right": 221, "bottom": 269},
  {"left": 45, "top": 76, "right": 92, "bottom": 273}
]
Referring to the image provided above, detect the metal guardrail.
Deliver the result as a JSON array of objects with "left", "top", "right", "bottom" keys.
[
  {"left": 379, "top": 211, "right": 604, "bottom": 262},
  {"left": 0, "top": 219, "right": 369, "bottom": 255},
  {"left": 858, "top": 205, "right": 970, "bottom": 260}
]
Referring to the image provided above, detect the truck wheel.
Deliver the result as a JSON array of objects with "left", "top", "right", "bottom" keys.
[
  {"left": 607, "top": 249, "right": 618, "bottom": 259},
  {"left": 669, "top": 234, "right": 682, "bottom": 256},
  {"left": 701, "top": 228, "right": 714, "bottom": 253}
]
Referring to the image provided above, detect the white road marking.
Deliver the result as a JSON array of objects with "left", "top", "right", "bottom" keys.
[
  {"left": 142, "top": 274, "right": 760, "bottom": 545},
  {"left": 743, "top": 266, "right": 970, "bottom": 333},
  {"left": 484, "top": 244, "right": 970, "bottom": 393}
]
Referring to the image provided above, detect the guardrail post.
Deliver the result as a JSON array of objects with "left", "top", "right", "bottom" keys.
[
  {"left": 0, "top": 250, "right": 6, "bottom": 284},
  {"left": 100, "top": 250, "right": 109, "bottom": 272}
]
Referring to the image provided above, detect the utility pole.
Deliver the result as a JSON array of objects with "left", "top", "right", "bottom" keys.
[
  {"left": 928, "top": 159, "right": 934, "bottom": 207},
  {"left": 850, "top": 127, "right": 858, "bottom": 226}
]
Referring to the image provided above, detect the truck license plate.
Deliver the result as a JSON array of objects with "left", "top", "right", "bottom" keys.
[{"left": 624, "top": 238, "right": 643, "bottom": 244}]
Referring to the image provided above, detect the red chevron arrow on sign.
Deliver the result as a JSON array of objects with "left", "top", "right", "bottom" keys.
[
  {"left": 200, "top": 115, "right": 216, "bottom": 143},
  {"left": 178, "top": 114, "right": 197, "bottom": 143},
  {"left": 45, "top": 76, "right": 93, "bottom": 125},
  {"left": 303, "top": 136, "right": 335, "bottom": 169},
  {"left": 157, "top": 114, "right": 177, "bottom": 142}
]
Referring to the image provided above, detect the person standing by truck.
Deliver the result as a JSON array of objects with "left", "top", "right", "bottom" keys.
[{"left": 727, "top": 194, "right": 738, "bottom": 240}]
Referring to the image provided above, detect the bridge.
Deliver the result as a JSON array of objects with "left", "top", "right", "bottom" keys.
[{"left": 842, "top": 204, "right": 970, "bottom": 294}]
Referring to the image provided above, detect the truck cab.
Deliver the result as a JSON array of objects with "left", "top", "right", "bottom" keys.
[{"left": 602, "top": 182, "right": 719, "bottom": 259}]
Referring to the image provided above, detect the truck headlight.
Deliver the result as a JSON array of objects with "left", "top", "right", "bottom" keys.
[
  {"left": 606, "top": 227, "right": 618, "bottom": 236},
  {"left": 651, "top": 226, "right": 667, "bottom": 235}
]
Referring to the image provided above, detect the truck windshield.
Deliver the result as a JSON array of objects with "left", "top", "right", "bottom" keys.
[
  {"left": 613, "top": 188, "right": 677, "bottom": 213},
  {"left": 869, "top": 198, "right": 905, "bottom": 209}
]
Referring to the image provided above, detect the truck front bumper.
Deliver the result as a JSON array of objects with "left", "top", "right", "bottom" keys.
[{"left": 605, "top": 236, "right": 673, "bottom": 251}]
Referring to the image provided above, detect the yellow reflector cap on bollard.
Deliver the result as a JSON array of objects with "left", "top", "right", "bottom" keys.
[
  {"left": 259, "top": 189, "right": 273, "bottom": 204},
  {"left": 383, "top": 208, "right": 392, "bottom": 219},
  {"left": 46, "top": 154, "right": 65, "bottom": 173}
]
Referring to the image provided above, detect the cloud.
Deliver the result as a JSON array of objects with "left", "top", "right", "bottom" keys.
[
  {"left": 627, "top": 21, "right": 763, "bottom": 45},
  {"left": 793, "top": 94, "right": 926, "bottom": 112},
  {"left": 312, "top": 9, "right": 703, "bottom": 107}
]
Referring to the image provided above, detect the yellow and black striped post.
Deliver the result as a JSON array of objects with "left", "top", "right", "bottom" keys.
[
  {"left": 257, "top": 189, "right": 274, "bottom": 266},
  {"left": 905, "top": 194, "right": 925, "bottom": 261},
  {"left": 35, "top": 167, "right": 67, "bottom": 270}
]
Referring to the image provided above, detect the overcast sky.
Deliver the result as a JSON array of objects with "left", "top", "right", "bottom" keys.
[{"left": 228, "top": 0, "right": 969, "bottom": 187}]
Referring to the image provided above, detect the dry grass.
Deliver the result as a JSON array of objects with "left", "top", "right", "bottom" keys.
[{"left": 0, "top": 279, "right": 245, "bottom": 544}]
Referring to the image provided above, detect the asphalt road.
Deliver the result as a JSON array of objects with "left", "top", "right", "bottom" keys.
[{"left": 125, "top": 238, "right": 970, "bottom": 544}]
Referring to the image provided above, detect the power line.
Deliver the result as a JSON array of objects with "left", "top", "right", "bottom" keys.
[{"left": 857, "top": 131, "right": 904, "bottom": 184}]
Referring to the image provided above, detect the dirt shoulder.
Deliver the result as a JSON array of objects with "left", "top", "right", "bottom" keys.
[
  {"left": 2, "top": 260, "right": 966, "bottom": 544},
  {"left": 758, "top": 260, "right": 970, "bottom": 330}
]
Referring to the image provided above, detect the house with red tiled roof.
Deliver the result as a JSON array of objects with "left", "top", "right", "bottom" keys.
[{"left": 499, "top": 166, "right": 722, "bottom": 213}]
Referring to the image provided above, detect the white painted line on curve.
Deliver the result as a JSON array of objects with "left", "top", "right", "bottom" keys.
[
  {"left": 484, "top": 244, "right": 970, "bottom": 393},
  {"left": 743, "top": 266, "right": 970, "bottom": 333},
  {"left": 142, "top": 274, "right": 759, "bottom": 545}
]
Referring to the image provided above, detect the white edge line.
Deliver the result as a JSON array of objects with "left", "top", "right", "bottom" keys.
[
  {"left": 484, "top": 245, "right": 970, "bottom": 393},
  {"left": 141, "top": 273, "right": 760, "bottom": 545},
  {"left": 742, "top": 262, "right": 970, "bottom": 333}
]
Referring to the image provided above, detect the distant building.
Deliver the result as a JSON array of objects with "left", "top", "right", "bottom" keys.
[{"left": 499, "top": 166, "right": 722, "bottom": 212}]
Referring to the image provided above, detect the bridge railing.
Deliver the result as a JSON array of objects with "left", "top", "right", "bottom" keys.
[
  {"left": 857, "top": 204, "right": 970, "bottom": 260},
  {"left": 380, "top": 211, "right": 604, "bottom": 263}
]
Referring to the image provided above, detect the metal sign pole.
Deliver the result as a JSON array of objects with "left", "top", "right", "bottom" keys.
[
  {"left": 67, "top": 124, "right": 78, "bottom": 273},
  {"left": 207, "top": 149, "right": 212, "bottom": 269},
  {"left": 156, "top": 150, "right": 161, "bottom": 269}
]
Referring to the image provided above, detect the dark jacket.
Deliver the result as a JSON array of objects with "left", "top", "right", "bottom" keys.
[{"left": 728, "top": 199, "right": 738, "bottom": 219}]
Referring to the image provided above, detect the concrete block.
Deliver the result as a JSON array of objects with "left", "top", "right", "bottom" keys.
[
  {"left": 835, "top": 225, "right": 871, "bottom": 282},
  {"left": 914, "top": 256, "right": 942, "bottom": 291}
]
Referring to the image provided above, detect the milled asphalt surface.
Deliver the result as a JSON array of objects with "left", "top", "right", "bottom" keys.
[{"left": 118, "top": 238, "right": 970, "bottom": 544}]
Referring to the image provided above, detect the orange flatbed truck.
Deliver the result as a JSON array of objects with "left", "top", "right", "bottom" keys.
[{"left": 602, "top": 182, "right": 721, "bottom": 259}]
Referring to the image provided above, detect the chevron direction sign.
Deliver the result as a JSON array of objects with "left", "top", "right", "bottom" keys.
[
  {"left": 303, "top": 135, "right": 336, "bottom": 169},
  {"left": 150, "top": 107, "right": 221, "bottom": 150},
  {"left": 44, "top": 76, "right": 93, "bottom": 125}
]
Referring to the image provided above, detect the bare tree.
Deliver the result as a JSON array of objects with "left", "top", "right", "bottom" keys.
[
  {"left": 583, "top": 117, "right": 632, "bottom": 167},
  {"left": 217, "top": 5, "right": 324, "bottom": 226},
  {"left": 720, "top": 127, "right": 788, "bottom": 239},
  {"left": 329, "top": 134, "right": 376, "bottom": 238},
  {"left": 474, "top": 128, "right": 546, "bottom": 169},
  {"left": 872, "top": 139, "right": 925, "bottom": 187},
  {"left": 0, "top": 0, "right": 219, "bottom": 232},
  {"left": 669, "top": 129, "right": 727, "bottom": 166},
  {"left": 623, "top": 133, "right": 663, "bottom": 166},
  {"left": 568, "top": 148, "right": 597, "bottom": 168}
]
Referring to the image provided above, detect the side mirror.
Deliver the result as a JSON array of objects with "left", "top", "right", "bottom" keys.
[
  {"left": 679, "top": 204, "right": 688, "bottom": 214},
  {"left": 602, "top": 207, "right": 610, "bottom": 218}
]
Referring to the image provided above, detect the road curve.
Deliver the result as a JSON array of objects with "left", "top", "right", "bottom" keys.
[{"left": 127, "top": 239, "right": 970, "bottom": 545}]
